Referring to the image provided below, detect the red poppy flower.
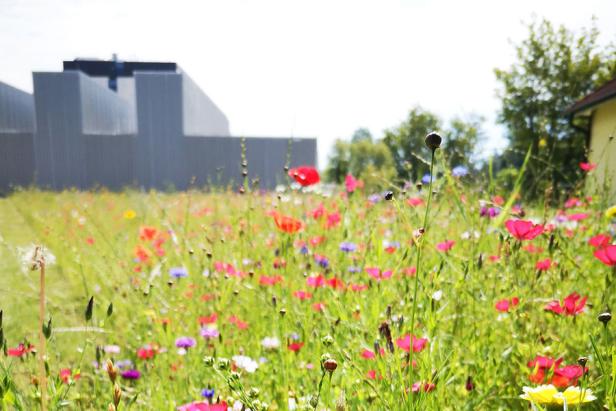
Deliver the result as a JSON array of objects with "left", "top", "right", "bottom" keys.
[
  {"left": 505, "top": 219, "right": 544, "bottom": 241},
  {"left": 567, "top": 213, "right": 588, "bottom": 221},
  {"left": 259, "top": 275, "right": 283, "bottom": 286},
  {"left": 552, "top": 365, "right": 586, "bottom": 388},
  {"left": 137, "top": 344, "right": 158, "bottom": 360},
  {"left": 59, "top": 368, "right": 80, "bottom": 384},
  {"left": 310, "top": 203, "right": 325, "bottom": 220},
  {"left": 564, "top": 197, "right": 582, "bottom": 208},
  {"left": 199, "top": 313, "right": 218, "bottom": 325},
  {"left": 288, "top": 342, "right": 304, "bottom": 352},
  {"left": 288, "top": 166, "right": 320, "bottom": 186},
  {"left": 326, "top": 277, "right": 345, "bottom": 289},
  {"left": 594, "top": 244, "right": 616, "bottom": 266},
  {"left": 307, "top": 275, "right": 326, "bottom": 288},
  {"left": 407, "top": 197, "right": 424, "bottom": 207},
  {"left": 139, "top": 226, "right": 158, "bottom": 241},
  {"left": 589, "top": 234, "right": 611, "bottom": 248},
  {"left": 326, "top": 212, "right": 341, "bottom": 229},
  {"left": 312, "top": 302, "right": 326, "bottom": 312},
  {"left": 229, "top": 315, "right": 249, "bottom": 330},
  {"left": 494, "top": 297, "right": 519, "bottom": 312},
  {"left": 7, "top": 343, "right": 34, "bottom": 357},
  {"left": 272, "top": 212, "right": 303, "bottom": 234},
  {"left": 579, "top": 162, "right": 596, "bottom": 171},
  {"left": 395, "top": 335, "right": 428, "bottom": 353},
  {"left": 545, "top": 292, "right": 587, "bottom": 316}
]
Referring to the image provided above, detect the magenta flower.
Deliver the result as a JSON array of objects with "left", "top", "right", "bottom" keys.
[{"left": 121, "top": 369, "right": 141, "bottom": 380}]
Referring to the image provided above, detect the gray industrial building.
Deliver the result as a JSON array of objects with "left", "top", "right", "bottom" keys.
[{"left": 0, "top": 59, "right": 317, "bottom": 193}]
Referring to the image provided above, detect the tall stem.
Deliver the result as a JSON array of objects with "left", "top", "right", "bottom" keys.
[
  {"left": 38, "top": 255, "right": 47, "bottom": 411},
  {"left": 408, "top": 150, "right": 436, "bottom": 405}
]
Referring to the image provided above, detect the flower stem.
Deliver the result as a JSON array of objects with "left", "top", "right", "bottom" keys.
[
  {"left": 408, "top": 149, "right": 436, "bottom": 406},
  {"left": 38, "top": 252, "right": 47, "bottom": 411}
]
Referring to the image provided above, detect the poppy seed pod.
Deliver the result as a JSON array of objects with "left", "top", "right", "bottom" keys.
[
  {"left": 425, "top": 132, "right": 442, "bottom": 151},
  {"left": 384, "top": 191, "right": 394, "bottom": 201},
  {"left": 598, "top": 310, "right": 612, "bottom": 325},
  {"left": 577, "top": 356, "right": 588, "bottom": 367}
]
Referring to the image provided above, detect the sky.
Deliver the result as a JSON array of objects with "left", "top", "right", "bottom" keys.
[{"left": 1, "top": 0, "right": 615, "bottom": 168}]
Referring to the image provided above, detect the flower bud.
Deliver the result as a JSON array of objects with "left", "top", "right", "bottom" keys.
[
  {"left": 217, "top": 358, "right": 230, "bottom": 370},
  {"left": 113, "top": 384, "right": 122, "bottom": 407},
  {"left": 321, "top": 335, "right": 334, "bottom": 346},
  {"left": 577, "top": 356, "right": 588, "bottom": 367},
  {"left": 425, "top": 132, "right": 442, "bottom": 151},
  {"left": 106, "top": 359, "right": 117, "bottom": 383},
  {"left": 203, "top": 356, "right": 215, "bottom": 367},
  {"left": 248, "top": 387, "right": 260, "bottom": 398}
]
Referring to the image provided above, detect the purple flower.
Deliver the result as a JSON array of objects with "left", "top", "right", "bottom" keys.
[
  {"left": 314, "top": 254, "right": 329, "bottom": 268},
  {"left": 201, "top": 388, "right": 215, "bottom": 399},
  {"left": 175, "top": 337, "right": 196, "bottom": 349},
  {"left": 347, "top": 266, "right": 361, "bottom": 273},
  {"left": 300, "top": 245, "right": 309, "bottom": 255},
  {"left": 121, "top": 369, "right": 141, "bottom": 380},
  {"left": 339, "top": 242, "right": 357, "bottom": 252},
  {"left": 115, "top": 359, "right": 133, "bottom": 370},
  {"left": 200, "top": 327, "right": 220, "bottom": 339},
  {"left": 170, "top": 267, "right": 188, "bottom": 278},
  {"left": 368, "top": 194, "right": 381, "bottom": 204},
  {"left": 421, "top": 174, "right": 432, "bottom": 184}
]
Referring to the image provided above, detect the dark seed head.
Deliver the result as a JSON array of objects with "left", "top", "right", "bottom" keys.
[
  {"left": 322, "top": 358, "right": 338, "bottom": 372},
  {"left": 598, "top": 310, "right": 612, "bottom": 325},
  {"left": 577, "top": 356, "right": 588, "bottom": 367},
  {"left": 384, "top": 191, "right": 394, "bottom": 201},
  {"left": 425, "top": 132, "right": 442, "bottom": 151}
]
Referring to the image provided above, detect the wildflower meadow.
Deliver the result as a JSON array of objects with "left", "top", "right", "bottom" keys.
[{"left": 0, "top": 137, "right": 615, "bottom": 411}]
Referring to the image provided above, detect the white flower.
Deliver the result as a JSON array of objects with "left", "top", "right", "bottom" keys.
[
  {"left": 232, "top": 355, "right": 258, "bottom": 373},
  {"left": 432, "top": 290, "right": 443, "bottom": 301},
  {"left": 18, "top": 244, "right": 56, "bottom": 271},
  {"left": 261, "top": 337, "right": 281, "bottom": 350},
  {"left": 104, "top": 345, "right": 121, "bottom": 354}
]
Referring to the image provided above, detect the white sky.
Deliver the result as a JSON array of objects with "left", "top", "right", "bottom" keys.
[{"left": 1, "top": 0, "right": 615, "bottom": 167}]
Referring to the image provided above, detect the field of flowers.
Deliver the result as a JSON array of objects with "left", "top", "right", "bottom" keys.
[{"left": 0, "top": 143, "right": 615, "bottom": 410}]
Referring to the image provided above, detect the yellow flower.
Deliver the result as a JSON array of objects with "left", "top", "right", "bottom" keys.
[
  {"left": 606, "top": 205, "right": 616, "bottom": 219},
  {"left": 123, "top": 209, "right": 137, "bottom": 219},
  {"left": 520, "top": 385, "right": 558, "bottom": 405},
  {"left": 538, "top": 138, "right": 547, "bottom": 148},
  {"left": 553, "top": 386, "right": 596, "bottom": 405}
]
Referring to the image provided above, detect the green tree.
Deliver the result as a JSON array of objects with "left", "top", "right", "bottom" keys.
[
  {"left": 444, "top": 115, "right": 484, "bottom": 169},
  {"left": 324, "top": 140, "right": 351, "bottom": 184},
  {"left": 382, "top": 107, "right": 441, "bottom": 183},
  {"left": 494, "top": 18, "right": 616, "bottom": 198}
]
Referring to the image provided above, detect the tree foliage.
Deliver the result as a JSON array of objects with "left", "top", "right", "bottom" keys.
[{"left": 494, "top": 18, "right": 616, "bottom": 198}]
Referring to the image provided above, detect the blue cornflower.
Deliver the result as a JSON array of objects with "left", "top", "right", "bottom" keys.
[
  {"left": 201, "top": 388, "right": 215, "bottom": 399},
  {"left": 452, "top": 165, "right": 469, "bottom": 177},
  {"left": 169, "top": 266, "right": 188, "bottom": 278}
]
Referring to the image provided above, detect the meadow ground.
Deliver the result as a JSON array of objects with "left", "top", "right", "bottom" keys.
[{"left": 0, "top": 174, "right": 615, "bottom": 410}]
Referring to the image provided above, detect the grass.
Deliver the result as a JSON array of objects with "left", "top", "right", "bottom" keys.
[{"left": 0, "top": 168, "right": 614, "bottom": 410}]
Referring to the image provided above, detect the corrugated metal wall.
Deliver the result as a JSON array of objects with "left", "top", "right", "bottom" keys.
[{"left": 0, "top": 70, "right": 317, "bottom": 193}]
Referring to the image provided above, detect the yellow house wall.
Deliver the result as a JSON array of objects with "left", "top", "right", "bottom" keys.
[{"left": 587, "top": 98, "right": 616, "bottom": 201}]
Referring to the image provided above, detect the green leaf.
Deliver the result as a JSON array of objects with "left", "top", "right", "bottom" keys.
[{"left": 85, "top": 296, "right": 94, "bottom": 322}]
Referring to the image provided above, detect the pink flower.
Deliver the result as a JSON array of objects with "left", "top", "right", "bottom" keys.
[
  {"left": 411, "top": 381, "right": 435, "bottom": 393},
  {"left": 545, "top": 292, "right": 587, "bottom": 316},
  {"left": 505, "top": 219, "right": 544, "bottom": 241},
  {"left": 567, "top": 213, "right": 588, "bottom": 221},
  {"left": 436, "top": 240, "right": 455, "bottom": 252},
  {"left": 345, "top": 174, "right": 362, "bottom": 193},
  {"left": 564, "top": 198, "right": 582, "bottom": 208},
  {"left": 535, "top": 258, "right": 554, "bottom": 271},
  {"left": 177, "top": 401, "right": 227, "bottom": 411},
  {"left": 579, "top": 162, "right": 596, "bottom": 171},
  {"left": 307, "top": 275, "right": 326, "bottom": 288},
  {"left": 395, "top": 335, "right": 428, "bottom": 353},
  {"left": 366, "top": 267, "right": 393, "bottom": 281},
  {"left": 494, "top": 297, "right": 519, "bottom": 312},
  {"left": 594, "top": 244, "right": 616, "bottom": 266},
  {"left": 293, "top": 290, "right": 313, "bottom": 300}
]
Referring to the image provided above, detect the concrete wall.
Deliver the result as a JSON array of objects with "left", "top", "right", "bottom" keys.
[
  {"left": 0, "top": 70, "right": 317, "bottom": 193},
  {"left": 0, "top": 82, "right": 35, "bottom": 193}
]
